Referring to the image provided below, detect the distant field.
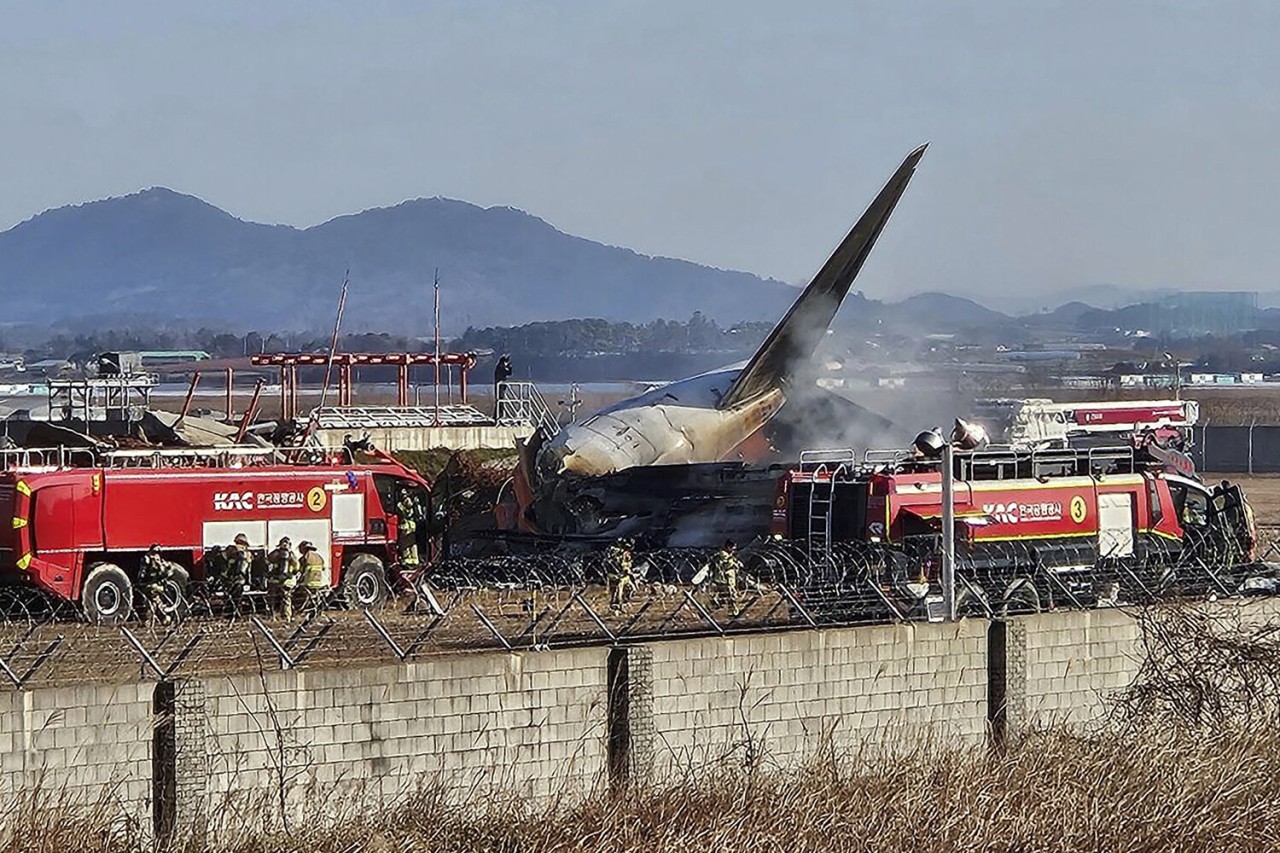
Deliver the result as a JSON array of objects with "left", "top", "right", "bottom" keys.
[{"left": 1210, "top": 473, "right": 1280, "bottom": 521}]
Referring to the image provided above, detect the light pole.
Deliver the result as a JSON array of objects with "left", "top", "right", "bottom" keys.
[
  {"left": 923, "top": 418, "right": 987, "bottom": 622},
  {"left": 941, "top": 440, "right": 956, "bottom": 622}
]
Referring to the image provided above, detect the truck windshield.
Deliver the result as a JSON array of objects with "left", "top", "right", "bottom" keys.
[
  {"left": 373, "top": 474, "right": 429, "bottom": 521},
  {"left": 1167, "top": 480, "right": 1209, "bottom": 528}
]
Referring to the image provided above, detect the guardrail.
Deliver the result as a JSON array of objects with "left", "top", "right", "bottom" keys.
[{"left": 495, "top": 381, "right": 560, "bottom": 435}]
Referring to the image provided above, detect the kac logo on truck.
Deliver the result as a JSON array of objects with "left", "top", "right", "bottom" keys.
[
  {"left": 214, "top": 491, "right": 255, "bottom": 512},
  {"left": 982, "top": 500, "right": 1063, "bottom": 525}
]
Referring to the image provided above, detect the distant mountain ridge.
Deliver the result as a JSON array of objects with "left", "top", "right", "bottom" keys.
[{"left": 0, "top": 188, "right": 797, "bottom": 333}]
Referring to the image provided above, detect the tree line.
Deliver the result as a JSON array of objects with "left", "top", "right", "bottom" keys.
[{"left": 15, "top": 315, "right": 773, "bottom": 362}]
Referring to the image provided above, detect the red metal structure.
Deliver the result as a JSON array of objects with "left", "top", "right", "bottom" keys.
[
  {"left": 249, "top": 352, "right": 478, "bottom": 421},
  {"left": 0, "top": 447, "right": 432, "bottom": 623}
]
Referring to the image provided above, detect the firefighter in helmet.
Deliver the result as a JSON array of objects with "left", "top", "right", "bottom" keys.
[
  {"left": 138, "top": 544, "right": 176, "bottom": 627},
  {"left": 396, "top": 489, "right": 421, "bottom": 567},
  {"left": 217, "top": 533, "right": 253, "bottom": 600},
  {"left": 267, "top": 536, "right": 301, "bottom": 619},
  {"left": 298, "top": 540, "right": 331, "bottom": 614},
  {"left": 605, "top": 537, "right": 636, "bottom": 613},
  {"left": 709, "top": 538, "right": 744, "bottom": 617}
]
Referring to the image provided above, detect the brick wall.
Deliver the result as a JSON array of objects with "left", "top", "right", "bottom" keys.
[
  {"left": 0, "top": 682, "right": 152, "bottom": 823},
  {"left": 1004, "top": 608, "right": 1143, "bottom": 736},
  {"left": 4, "top": 599, "right": 1279, "bottom": 837},
  {"left": 198, "top": 647, "right": 610, "bottom": 827},
  {"left": 642, "top": 620, "right": 990, "bottom": 776},
  {"left": 1002, "top": 599, "right": 1280, "bottom": 738}
]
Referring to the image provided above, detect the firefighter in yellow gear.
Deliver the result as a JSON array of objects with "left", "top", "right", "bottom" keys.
[
  {"left": 139, "top": 544, "right": 176, "bottom": 627},
  {"left": 710, "top": 539, "right": 744, "bottom": 616},
  {"left": 297, "top": 541, "right": 330, "bottom": 615},
  {"left": 219, "top": 533, "right": 252, "bottom": 594},
  {"left": 267, "top": 537, "right": 301, "bottom": 619},
  {"left": 396, "top": 491, "right": 420, "bottom": 566},
  {"left": 605, "top": 538, "right": 636, "bottom": 612}
]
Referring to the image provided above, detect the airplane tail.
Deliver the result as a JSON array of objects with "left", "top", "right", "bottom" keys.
[{"left": 717, "top": 145, "right": 926, "bottom": 410}]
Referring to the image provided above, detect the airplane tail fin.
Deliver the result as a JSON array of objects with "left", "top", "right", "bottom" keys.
[{"left": 717, "top": 145, "right": 926, "bottom": 410}]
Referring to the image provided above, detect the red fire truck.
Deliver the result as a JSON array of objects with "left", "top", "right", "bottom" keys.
[
  {"left": 971, "top": 398, "right": 1198, "bottom": 450},
  {"left": 0, "top": 446, "right": 432, "bottom": 623},
  {"left": 769, "top": 444, "right": 1256, "bottom": 615}
]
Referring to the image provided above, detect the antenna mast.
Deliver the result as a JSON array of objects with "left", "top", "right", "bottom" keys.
[
  {"left": 433, "top": 268, "right": 441, "bottom": 425},
  {"left": 319, "top": 270, "right": 350, "bottom": 410}
]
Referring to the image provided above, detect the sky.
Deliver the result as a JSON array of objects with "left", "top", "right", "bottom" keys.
[{"left": 2, "top": 1, "right": 1279, "bottom": 308}]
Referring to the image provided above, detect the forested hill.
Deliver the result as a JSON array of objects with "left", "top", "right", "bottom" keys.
[{"left": 0, "top": 188, "right": 796, "bottom": 333}]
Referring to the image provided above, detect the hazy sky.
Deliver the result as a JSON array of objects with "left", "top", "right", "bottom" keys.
[{"left": 3, "top": 1, "right": 1279, "bottom": 304}]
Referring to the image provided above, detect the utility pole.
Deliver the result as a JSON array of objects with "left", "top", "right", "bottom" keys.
[{"left": 1164, "top": 351, "right": 1182, "bottom": 400}]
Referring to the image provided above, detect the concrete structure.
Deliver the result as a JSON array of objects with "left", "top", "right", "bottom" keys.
[
  {"left": 638, "top": 620, "right": 988, "bottom": 778},
  {"left": 1000, "top": 608, "right": 1144, "bottom": 737},
  {"left": 2, "top": 602, "right": 1277, "bottom": 838},
  {"left": 0, "top": 681, "right": 153, "bottom": 820},
  {"left": 313, "top": 423, "right": 532, "bottom": 452}
]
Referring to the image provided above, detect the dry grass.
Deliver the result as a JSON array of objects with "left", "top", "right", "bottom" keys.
[
  {"left": 217, "top": 732, "right": 1279, "bottom": 852},
  {"left": 4, "top": 728, "right": 1279, "bottom": 853}
]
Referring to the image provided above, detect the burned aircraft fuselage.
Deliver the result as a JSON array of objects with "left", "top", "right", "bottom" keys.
[
  {"left": 536, "top": 368, "right": 783, "bottom": 481},
  {"left": 517, "top": 144, "right": 928, "bottom": 544}
]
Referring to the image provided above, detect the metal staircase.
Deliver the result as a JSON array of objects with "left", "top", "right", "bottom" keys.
[{"left": 495, "top": 382, "right": 560, "bottom": 436}]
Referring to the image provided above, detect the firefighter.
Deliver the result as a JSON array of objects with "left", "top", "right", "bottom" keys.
[
  {"left": 219, "top": 534, "right": 253, "bottom": 597},
  {"left": 267, "top": 537, "right": 301, "bottom": 619},
  {"left": 709, "top": 538, "right": 744, "bottom": 616},
  {"left": 605, "top": 538, "right": 636, "bottom": 613},
  {"left": 298, "top": 540, "right": 331, "bottom": 614},
  {"left": 138, "top": 544, "right": 176, "bottom": 627},
  {"left": 396, "top": 490, "right": 421, "bottom": 567}
]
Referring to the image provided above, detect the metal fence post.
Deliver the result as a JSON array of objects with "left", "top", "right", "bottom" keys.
[{"left": 1249, "top": 419, "right": 1256, "bottom": 476}]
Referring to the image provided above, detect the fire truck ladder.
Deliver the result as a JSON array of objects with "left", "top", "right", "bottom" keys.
[{"left": 799, "top": 449, "right": 857, "bottom": 567}]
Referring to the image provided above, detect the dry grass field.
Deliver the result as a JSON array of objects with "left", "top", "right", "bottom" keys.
[
  {"left": 1217, "top": 473, "right": 1280, "bottom": 521},
  {"left": 13, "top": 727, "right": 1280, "bottom": 852}
]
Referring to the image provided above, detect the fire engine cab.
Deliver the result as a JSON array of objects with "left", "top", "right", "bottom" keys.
[
  {"left": 0, "top": 446, "right": 432, "bottom": 623},
  {"left": 771, "top": 441, "right": 1255, "bottom": 615}
]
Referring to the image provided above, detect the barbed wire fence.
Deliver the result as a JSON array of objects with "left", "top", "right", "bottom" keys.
[{"left": 0, "top": 532, "right": 1276, "bottom": 690}]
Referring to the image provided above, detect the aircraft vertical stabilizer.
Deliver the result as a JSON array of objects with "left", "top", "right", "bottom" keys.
[{"left": 717, "top": 144, "right": 926, "bottom": 410}]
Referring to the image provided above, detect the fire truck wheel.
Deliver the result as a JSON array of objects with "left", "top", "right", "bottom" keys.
[
  {"left": 342, "top": 554, "right": 389, "bottom": 610},
  {"left": 82, "top": 563, "right": 134, "bottom": 625}
]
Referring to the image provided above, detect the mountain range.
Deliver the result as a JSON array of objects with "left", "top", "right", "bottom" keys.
[
  {"left": 0, "top": 188, "right": 796, "bottom": 334},
  {"left": 2, "top": 188, "right": 1274, "bottom": 339}
]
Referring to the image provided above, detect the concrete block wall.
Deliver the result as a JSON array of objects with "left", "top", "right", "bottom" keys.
[
  {"left": 199, "top": 646, "right": 610, "bottom": 823},
  {"left": 5, "top": 598, "right": 1280, "bottom": 836},
  {"left": 0, "top": 681, "right": 152, "bottom": 820},
  {"left": 642, "top": 620, "right": 990, "bottom": 776},
  {"left": 1001, "top": 598, "right": 1280, "bottom": 738},
  {"left": 1004, "top": 608, "right": 1144, "bottom": 736}
]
